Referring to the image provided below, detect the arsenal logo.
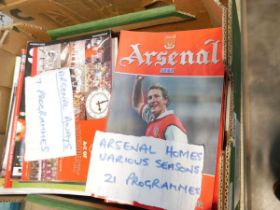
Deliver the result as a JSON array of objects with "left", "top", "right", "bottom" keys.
[{"left": 164, "top": 35, "right": 176, "bottom": 50}]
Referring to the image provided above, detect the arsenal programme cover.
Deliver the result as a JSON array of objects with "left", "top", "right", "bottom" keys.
[
  {"left": 106, "top": 28, "right": 225, "bottom": 209},
  {"left": 4, "top": 31, "right": 113, "bottom": 188}
]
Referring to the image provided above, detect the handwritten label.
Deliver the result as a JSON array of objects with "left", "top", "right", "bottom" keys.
[
  {"left": 24, "top": 68, "right": 76, "bottom": 161},
  {"left": 86, "top": 131, "right": 204, "bottom": 210}
]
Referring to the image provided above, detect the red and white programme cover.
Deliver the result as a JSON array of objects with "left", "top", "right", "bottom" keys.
[
  {"left": 19, "top": 32, "right": 112, "bottom": 184},
  {"left": 106, "top": 28, "right": 225, "bottom": 210}
]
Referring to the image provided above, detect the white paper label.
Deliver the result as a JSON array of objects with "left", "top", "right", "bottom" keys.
[
  {"left": 24, "top": 68, "right": 76, "bottom": 161},
  {"left": 86, "top": 131, "right": 204, "bottom": 210}
]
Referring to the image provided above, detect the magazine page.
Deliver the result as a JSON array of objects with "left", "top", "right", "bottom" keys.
[
  {"left": 1, "top": 49, "right": 27, "bottom": 188},
  {"left": 0, "top": 56, "right": 21, "bottom": 182},
  {"left": 4, "top": 31, "right": 114, "bottom": 192},
  {"left": 102, "top": 28, "right": 224, "bottom": 209}
]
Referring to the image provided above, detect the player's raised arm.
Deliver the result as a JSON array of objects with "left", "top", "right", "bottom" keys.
[{"left": 132, "top": 75, "right": 144, "bottom": 114}]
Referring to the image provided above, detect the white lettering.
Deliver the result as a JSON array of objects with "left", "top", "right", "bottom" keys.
[
  {"left": 155, "top": 51, "right": 168, "bottom": 66},
  {"left": 144, "top": 51, "right": 157, "bottom": 65},
  {"left": 119, "top": 40, "right": 221, "bottom": 67},
  {"left": 204, "top": 39, "right": 220, "bottom": 64},
  {"left": 196, "top": 50, "right": 209, "bottom": 64},
  {"left": 168, "top": 52, "right": 179, "bottom": 66},
  {"left": 180, "top": 51, "right": 194, "bottom": 65},
  {"left": 119, "top": 44, "right": 144, "bottom": 66}
]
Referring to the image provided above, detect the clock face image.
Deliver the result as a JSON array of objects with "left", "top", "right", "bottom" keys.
[{"left": 86, "top": 90, "right": 110, "bottom": 119}]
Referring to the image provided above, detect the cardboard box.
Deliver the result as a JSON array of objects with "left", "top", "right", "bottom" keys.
[
  {"left": 0, "top": 0, "right": 146, "bottom": 30},
  {"left": 0, "top": 29, "right": 30, "bottom": 55},
  {"left": 0, "top": 194, "right": 24, "bottom": 202},
  {"left": 23, "top": 194, "right": 125, "bottom": 210},
  {"left": 0, "top": 50, "right": 16, "bottom": 88},
  {"left": 0, "top": 1, "right": 242, "bottom": 209},
  {"left": 137, "top": 0, "right": 224, "bottom": 32},
  {"left": 0, "top": 23, "right": 50, "bottom": 55},
  {"left": 0, "top": 87, "right": 11, "bottom": 133},
  {"left": 0, "top": 134, "right": 6, "bottom": 168},
  {"left": 0, "top": 0, "right": 224, "bottom": 33}
]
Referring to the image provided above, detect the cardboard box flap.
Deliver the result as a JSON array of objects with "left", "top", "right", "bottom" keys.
[
  {"left": 0, "top": 50, "right": 16, "bottom": 87},
  {"left": 133, "top": 0, "right": 225, "bottom": 32},
  {"left": 12, "top": 23, "right": 50, "bottom": 41},
  {"left": 1, "top": 0, "right": 228, "bottom": 36},
  {"left": 0, "top": 23, "right": 50, "bottom": 55},
  {"left": 0, "top": 87, "right": 11, "bottom": 133},
  {"left": 0, "top": 0, "right": 147, "bottom": 29}
]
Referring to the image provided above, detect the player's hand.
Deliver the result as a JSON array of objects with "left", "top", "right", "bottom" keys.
[{"left": 136, "top": 75, "right": 144, "bottom": 81}]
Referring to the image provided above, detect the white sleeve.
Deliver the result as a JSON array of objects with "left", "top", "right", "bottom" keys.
[{"left": 165, "top": 125, "right": 188, "bottom": 143}]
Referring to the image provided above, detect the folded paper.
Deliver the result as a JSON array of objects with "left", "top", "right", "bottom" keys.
[{"left": 24, "top": 68, "right": 76, "bottom": 161}]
